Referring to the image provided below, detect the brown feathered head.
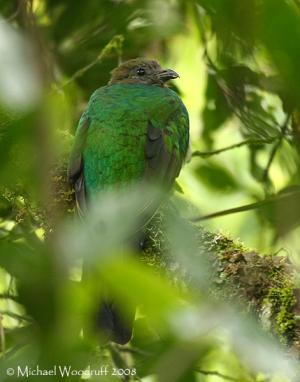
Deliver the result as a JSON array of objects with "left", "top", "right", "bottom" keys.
[{"left": 109, "top": 58, "right": 179, "bottom": 86}]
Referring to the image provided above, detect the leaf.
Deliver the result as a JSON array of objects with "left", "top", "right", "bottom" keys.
[
  {"left": 0, "top": 194, "right": 12, "bottom": 218},
  {"left": 194, "top": 161, "right": 239, "bottom": 193},
  {"left": 174, "top": 180, "right": 184, "bottom": 194},
  {"left": 99, "top": 258, "right": 183, "bottom": 328},
  {"left": 259, "top": 0, "right": 300, "bottom": 103},
  {"left": 202, "top": 73, "right": 233, "bottom": 148},
  {"left": 0, "top": 19, "right": 41, "bottom": 111},
  {"left": 258, "top": 186, "right": 300, "bottom": 236},
  {"left": 131, "top": 318, "right": 175, "bottom": 378}
]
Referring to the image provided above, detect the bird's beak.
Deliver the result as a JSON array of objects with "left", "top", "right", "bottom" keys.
[{"left": 158, "top": 69, "right": 180, "bottom": 82}]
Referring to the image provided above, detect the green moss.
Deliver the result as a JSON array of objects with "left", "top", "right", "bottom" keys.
[{"left": 266, "top": 285, "right": 297, "bottom": 344}]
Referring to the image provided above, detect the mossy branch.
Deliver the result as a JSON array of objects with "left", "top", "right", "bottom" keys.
[
  {"left": 143, "top": 215, "right": 300, "bottom": 355},
  {"left": 51, "top": 163, "right": 300, "bottom": 356}
]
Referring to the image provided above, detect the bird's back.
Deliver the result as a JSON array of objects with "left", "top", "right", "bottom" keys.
[{"left": 82, "top": 83, "right": 188, "bottom": 196}]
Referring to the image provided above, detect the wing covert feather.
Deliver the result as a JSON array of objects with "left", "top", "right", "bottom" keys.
[
  {"left": 68, "top": 113, "right": 90, "bottom": 216},
  {"left": 144, "top": 105, "right": 189, "bottom": 190}
]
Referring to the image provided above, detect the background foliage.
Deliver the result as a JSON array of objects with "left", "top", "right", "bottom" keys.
[{"left": 0, "top": 0, "right": 300, "bottom": 381}]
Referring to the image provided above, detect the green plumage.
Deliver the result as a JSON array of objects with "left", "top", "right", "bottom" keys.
[{"left": 75, "top": 83, "right": 189, "bottom": 196}]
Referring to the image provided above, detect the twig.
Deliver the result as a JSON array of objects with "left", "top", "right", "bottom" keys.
[
  {"left": 0, "top": 315, "right": 5, "bottom": 356},
  {"left": 56, "top": 35, "right": 124, "bottom": 90},
  {"left": 194, "top": 4, "right": 218, "bottom": 72},
  {"left": 262, "top": 114, "right": 291, "bottom": 183},
  {"left": 0, "top": 311, "right": 31, "bottom": 322},
  {"left": 192, "top": 138, "right": 274, "bottom": 158},
  {"left": 115, "top": 345, "right": 152, "bottom": 357},
  {"left": 196, "top": 6, "right": 284, "bottom": 144},
  {"left": 2, "top": 0, "right": 25, "bottom": 23},
  {"left": 194, "top": 368, "right": 238, "bottom": 381},
  {"left": 215, "top": 76, "right": 281, "bottom": 135},
  {"left": 190, "top": 189, "right": 300, "bottom": 222},
  {"left": 0, "top": 293, "right": 18, "bottom": 302}
]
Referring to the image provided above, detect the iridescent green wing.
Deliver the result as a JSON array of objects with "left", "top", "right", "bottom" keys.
[
  {"left": 145, "top": 102, "right": 189, "bottom": 190},
  {"left": 67, "top": 111, "right": 90, "bottom": 216},
  {"left": 137, "top": 99, "right": 189, "bottom": 222}
]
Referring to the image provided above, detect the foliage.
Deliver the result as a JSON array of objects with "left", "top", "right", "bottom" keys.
[{"left": 0, "top": 0, "right": 300, "bottom": 381}]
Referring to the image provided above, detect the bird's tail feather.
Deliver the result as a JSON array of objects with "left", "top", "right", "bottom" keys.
[
  {"left": 96, "top": 299, "right": 135, "bottom": 345},
  {"left": 91, "top": 234, "right": 146, "bottom": 345}
]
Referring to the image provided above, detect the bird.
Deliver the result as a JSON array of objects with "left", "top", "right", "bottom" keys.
[{"left": 68, "top": 58, "right": 189, "bottom": 344}]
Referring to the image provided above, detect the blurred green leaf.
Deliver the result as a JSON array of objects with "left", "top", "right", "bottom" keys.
[
  {"left": 258, "top": 186, "right": 300, "bottom": 237},
  {"left": 202, "top": 72, "right": 233, "bottom": 147},
  {"left": 194, "top": 161, "right": 239, "bottom": 193}
]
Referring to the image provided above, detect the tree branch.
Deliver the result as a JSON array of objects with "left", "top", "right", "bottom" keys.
[
  {"left": 0, "top": 311, "right": 31, "bottom": 322},
  {"left": 189, "top": 189, "right": 300, "bottom": 222},
  {"left": 0, "top": 293, "right": 18, "bottom": 302},
  {"left": 262, "top": 114, "right": 291, "bottom": 183},
  {"left": 115, "top": 345, "right": 152, "bottom": 357},
  {"left": 56, "top": 35, "right": 124, "bottom": 90},
  {"left": 192, "top": 138, "right": 274, "bottom": 158},
  {"left": 144, "top": 219, "right": 300, "bottom": 354},
  {"left": 0, "top": 315, "right": 5, "bottom": 356},
  {"left": 194, "top": 368, "right": 239, "bottom": 381}
]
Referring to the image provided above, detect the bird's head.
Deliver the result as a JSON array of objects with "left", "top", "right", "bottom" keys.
[{"left": 109, "top": 58, "right": 179, "bottom": 86}]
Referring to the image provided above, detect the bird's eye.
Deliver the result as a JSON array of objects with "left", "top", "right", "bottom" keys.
[{"left": 136, "top": 67, "right": 146, "bottom": 76}]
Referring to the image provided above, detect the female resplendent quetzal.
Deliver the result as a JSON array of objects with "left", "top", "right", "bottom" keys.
[{"left": 68, "top": 58, "right": 189, "bottom": 344}]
